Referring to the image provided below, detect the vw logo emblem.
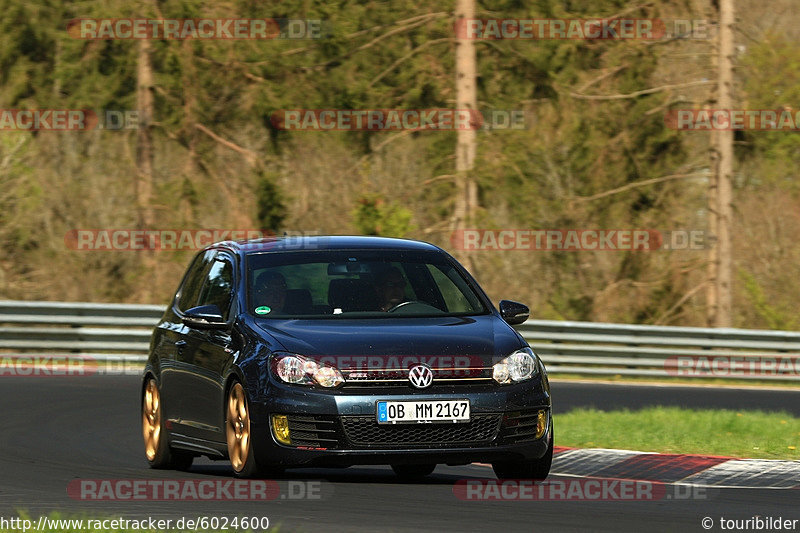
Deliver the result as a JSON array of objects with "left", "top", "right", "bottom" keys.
[{"left": 408, "top": 364, "right": 433, "bottom": 389}]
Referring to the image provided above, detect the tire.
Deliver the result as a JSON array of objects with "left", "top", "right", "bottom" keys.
[
  {"left": 391, "top": 463, "right": 436, "bottom": 479},
  {"left": 226, "top": 381, "right": 283, "bottom": 478},
  {"left": 492, "top": 426, "right": 553, "bottom": 481},
  {"left": 142, "top": 376, "right": 195, "bottom": 470}
]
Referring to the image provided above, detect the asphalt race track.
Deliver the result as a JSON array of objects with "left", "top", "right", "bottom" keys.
[{"left": 0, "top": 376, "right": 797, "bottom": 532}]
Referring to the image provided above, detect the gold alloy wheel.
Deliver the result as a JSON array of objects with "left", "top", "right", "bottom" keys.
[
  {"left": 142, "top": 378, "right": 161, "bottom": 461},
  {"left": 226, "top": 383, "right": 251, "bottom": 473}
]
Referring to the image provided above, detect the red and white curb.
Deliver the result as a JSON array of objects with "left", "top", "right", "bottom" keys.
[{"left": 548, "top": 446, "right": 800, "bottom": 489}]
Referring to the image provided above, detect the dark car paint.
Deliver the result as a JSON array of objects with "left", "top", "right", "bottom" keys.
[
  {"left": 143, "top": 236, "right": 551, "bottom": 467},
  {"left": 252, "top": 315, "right": 523, "bottom": 360}
]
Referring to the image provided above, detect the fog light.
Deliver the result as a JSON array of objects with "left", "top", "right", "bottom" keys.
[
  {"left": 272, "top": 414, "right": 291, "bottom": 445},
  {"left": 535, "top": 410, "right": 547, "bottom": 439}
]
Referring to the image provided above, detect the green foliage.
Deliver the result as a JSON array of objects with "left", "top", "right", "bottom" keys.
[
  {"left": 352, "top": 194, "right": 414, "bottom": 237},
  {"left": 739, "top": 35, "right": 800, "bottom": 191},
  {"left": 740, "top": 269, "right": 798, "bottom": 330}
]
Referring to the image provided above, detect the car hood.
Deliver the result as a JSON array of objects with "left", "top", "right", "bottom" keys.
[{"left": 251, "top": 314, "right": 524, "bottom": 364}]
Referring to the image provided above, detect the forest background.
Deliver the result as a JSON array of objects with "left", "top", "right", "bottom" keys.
[{"left": 1, "top": 0, "right": 798, "bottom": 329}]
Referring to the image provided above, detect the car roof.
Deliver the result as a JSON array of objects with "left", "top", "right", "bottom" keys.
[{"left": 207, "top": 235, "right": 443, "bottom": 256}]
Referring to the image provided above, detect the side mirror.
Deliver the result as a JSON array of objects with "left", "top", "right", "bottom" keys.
[
  {"left": 183, "top": 304, "right": 227, "bottom": 329},
  {"left": 499, "top": 300, "right": 529, "bottom": 325}
]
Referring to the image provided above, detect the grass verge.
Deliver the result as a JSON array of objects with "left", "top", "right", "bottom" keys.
[
  {"left": 557, "top": 407, "right": 800, "bottom": 459},
  {"left": 550, "top": 373, "right": 800, "bottom": 389}
]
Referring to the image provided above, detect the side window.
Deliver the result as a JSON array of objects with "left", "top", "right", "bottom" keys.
[
  {"left": 176, "top": 251, "right": 214, "bottom": 313},
  {"left": 196, "top": 254, "right": 235, "bottom": 320}
]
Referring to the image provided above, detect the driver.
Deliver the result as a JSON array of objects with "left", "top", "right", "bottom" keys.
[
  {"left": 254, "top": 271, "right": 287, "bottom": 313},
  {"left": 375, "top": 267, "right": 407, "bottom": 311}
]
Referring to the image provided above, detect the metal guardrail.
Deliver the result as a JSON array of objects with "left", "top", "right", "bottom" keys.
[
  {"left": 516, "top": 320, "right": 800, "bottom": 381},
  {"left": 0, "top": 300, "right": 160, "bottom": 374},
  {"left": 1, "top": 300, "right": 799, "bottom": 381}
]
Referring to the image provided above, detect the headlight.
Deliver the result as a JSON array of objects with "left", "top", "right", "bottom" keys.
[
  {"left": 493, "top": 347, "right": 539, "bottom": 384},
  {"left": 272, "top": 353, "right": 344, "bottom": 388}
]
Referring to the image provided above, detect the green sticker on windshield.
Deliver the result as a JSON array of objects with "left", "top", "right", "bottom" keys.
[{"left": 254, "top": 306, "right": 271, "bottom": 315}]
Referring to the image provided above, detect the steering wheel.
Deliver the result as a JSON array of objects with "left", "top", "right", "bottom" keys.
[{"left": 386, "top": 300, "right": 425, "bottom": 313}]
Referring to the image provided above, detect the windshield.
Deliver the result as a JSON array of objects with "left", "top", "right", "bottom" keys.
[{"left": 246, "top": 249, "right": 488, "bottom": 318}]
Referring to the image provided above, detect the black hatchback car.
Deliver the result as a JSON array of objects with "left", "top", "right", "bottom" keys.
[{"left": 141, "top": 236, "right": 552, "bottom": 480}]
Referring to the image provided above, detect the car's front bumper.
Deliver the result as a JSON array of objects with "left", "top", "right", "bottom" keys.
[{"left": 248, "top": 379, "right": 552, "bottom": 467}]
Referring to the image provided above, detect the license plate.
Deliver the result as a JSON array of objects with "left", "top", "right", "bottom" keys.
[{"left": 376, "top": 399, "right": 470, "bottom": 424}]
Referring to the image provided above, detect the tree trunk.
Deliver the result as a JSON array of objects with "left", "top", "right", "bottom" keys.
[
  {"left": 136, "top": 38, "right": 155, "bottom": 228},
  {"left": 136, "top": 38, "right": 156, "bottom": 301},
  {"left": 712, "top": 0, "right": 735, "bottom": 326},
  {"left": 706, "top": 127, "right": 718, "bottom": 325},
  {"left": 453, "top": 0, "right": 477, "bottom": 269}
]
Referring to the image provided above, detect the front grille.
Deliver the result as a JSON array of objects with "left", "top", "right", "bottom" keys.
[
  {"left": 285, "top": 415, "right": 343, "bottom": 448},
  {"left": 342, "top": 367, "right": 493, "bottom": 387},
  {"left": 281, "top": 410, "right": 545, "bottom": 450},
  {"left": 340, "top": 414, "right": 502, "bottom": 448},
  {"left": 499, "top": 409, "right": 547, "bottom": 444}
]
